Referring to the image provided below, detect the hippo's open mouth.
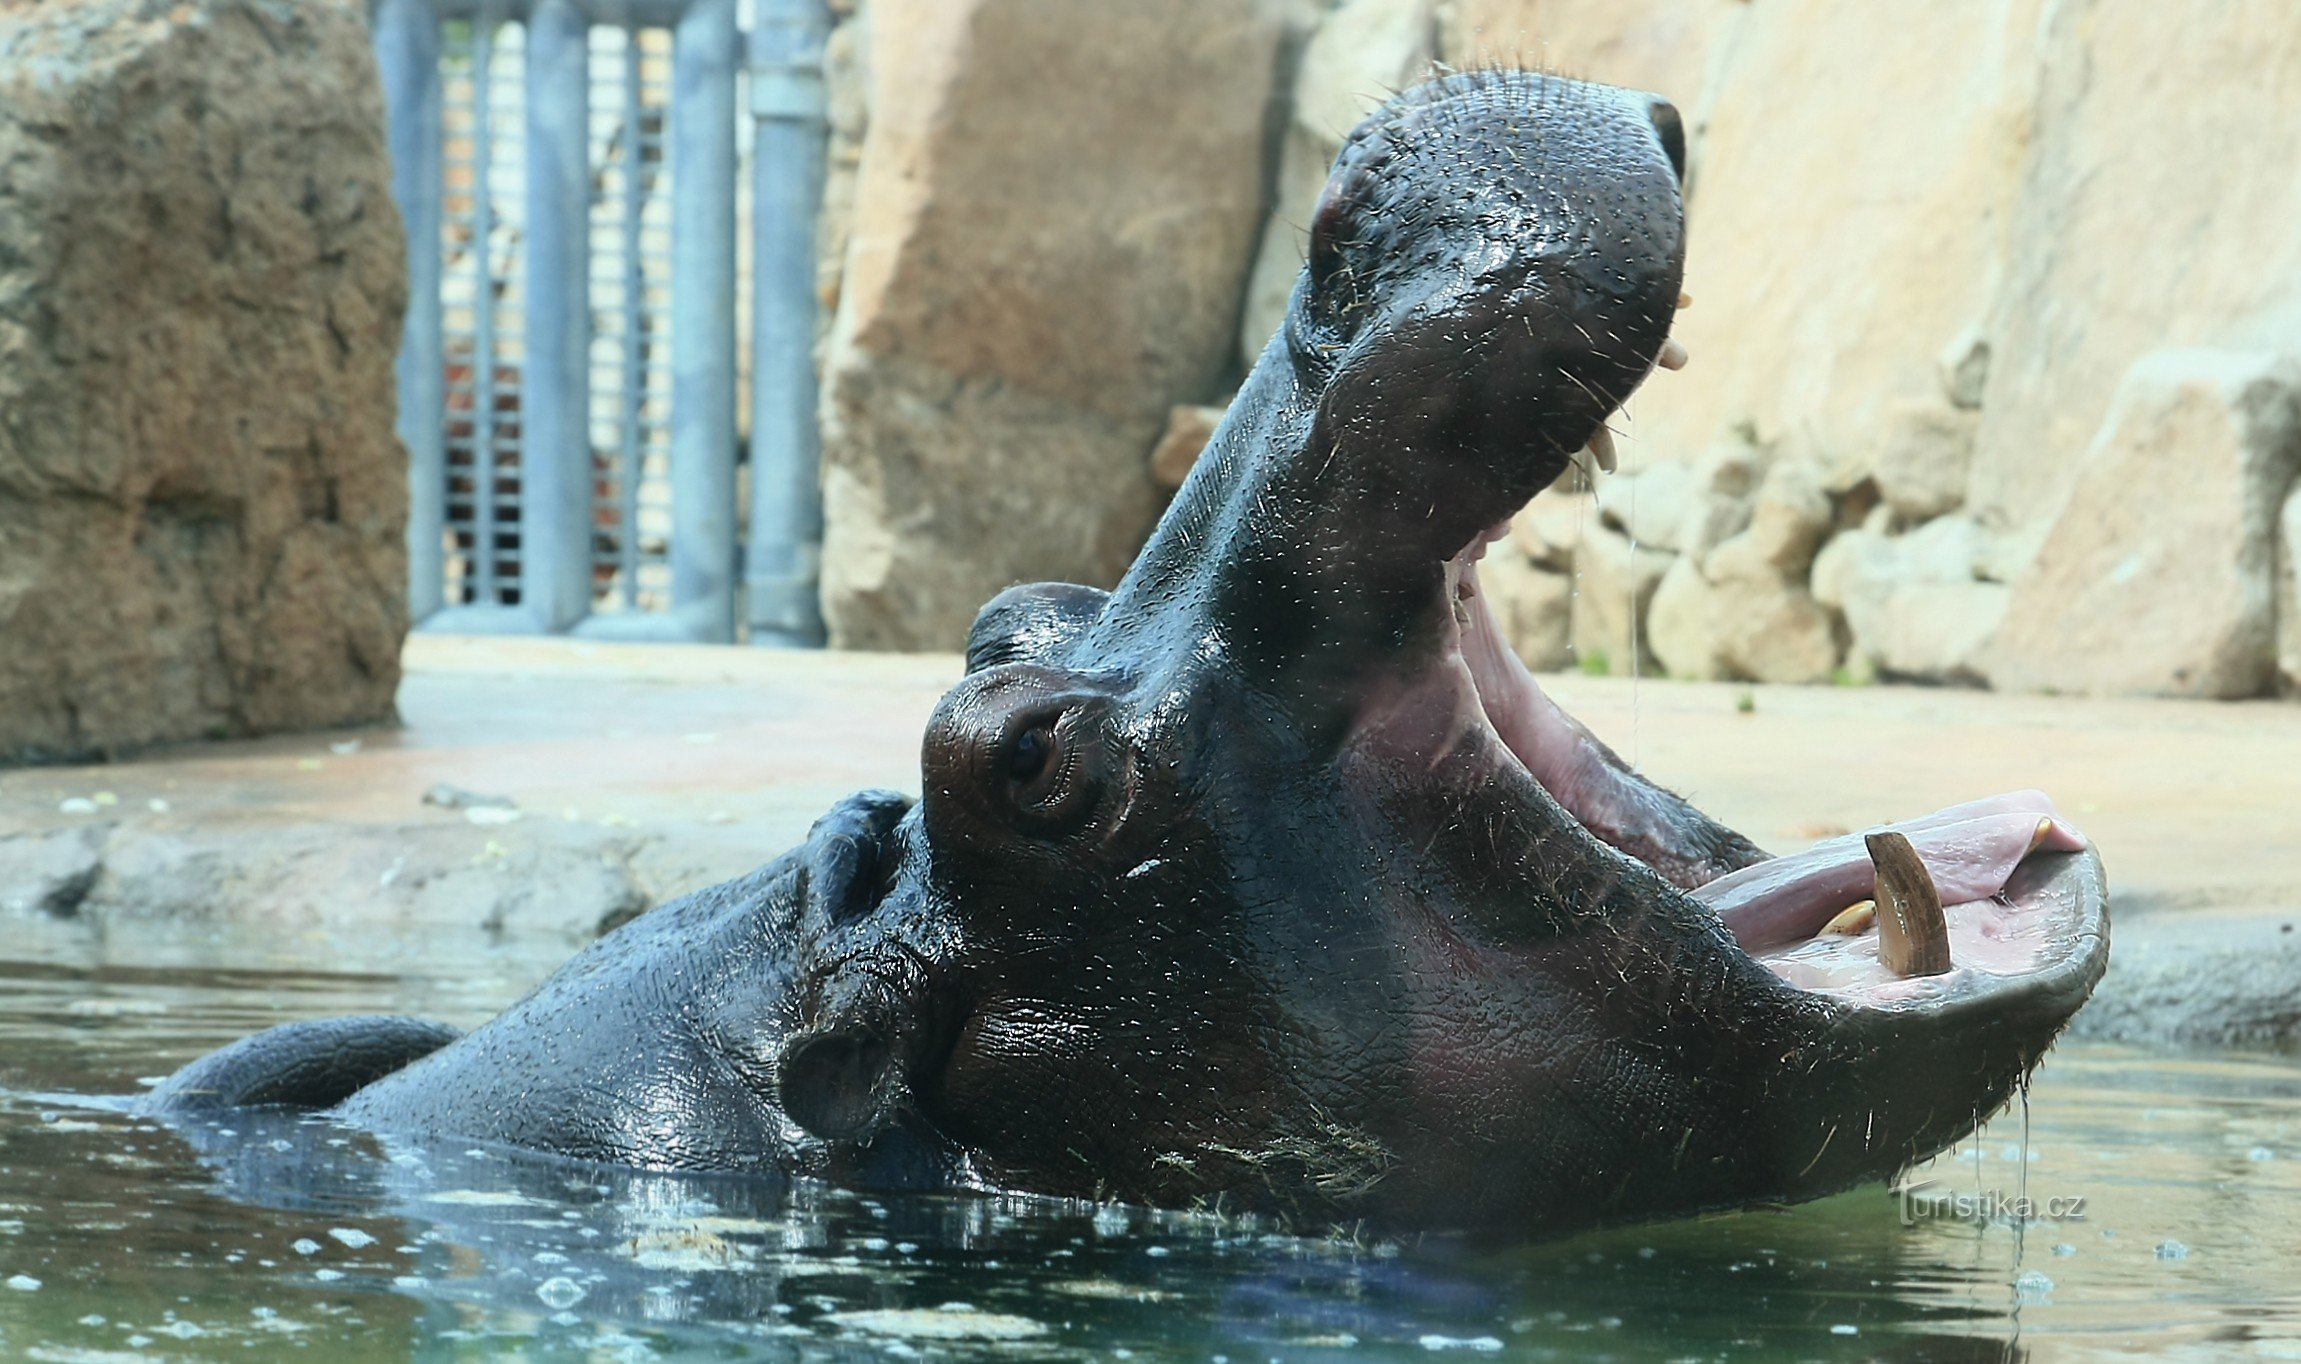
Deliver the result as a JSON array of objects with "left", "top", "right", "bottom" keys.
[{"left": 1443, "top": 539, "right": 2106, "bottom": 1015}]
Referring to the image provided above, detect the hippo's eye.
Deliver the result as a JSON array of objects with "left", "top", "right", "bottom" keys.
[
  {"left": 1006, "top": 725, "right": 1055, "bottom": 788},
  {"left": 996, "top": 708, "right": 1099, "bottom": 833}
]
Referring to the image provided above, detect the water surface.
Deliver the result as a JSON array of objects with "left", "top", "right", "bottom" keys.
[{"left": 2, "top": 922, "right": 2296, "bottom": 1361}]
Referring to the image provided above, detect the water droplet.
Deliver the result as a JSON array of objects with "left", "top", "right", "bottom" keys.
[
  {"left": 2051, "top": 1243, "right": 2077, "bottom": 1257},
  {"left": 2248, "top": 1147, "right": 2276, "bottom": 1162},
  {"left": 2155, "top": 1240, "right": 2190, "bottom": 1261},
  {"left": 1829, "top": 1324, "right": 1859, "bottom": 1336},
  {"left": 536, "top": 1276, "right": 587, "bottom": 1310},
  {"left": 327, "top": 1228, "right": 376, "bottom": 1249},
  {"left": 6, "top": 1274, "right": 40, "bottom": 1291},
  {"left": 290, "top": 1238, "right": 322, "bottom": 1256},
  {"left": 2013, "top": 1270, "right": 2054, "bottom": 1303}
]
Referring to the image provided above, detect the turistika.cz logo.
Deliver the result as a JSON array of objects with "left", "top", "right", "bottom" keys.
[{"left": 1894, "top": 1179, "right": 2089, "bottom": 1228}]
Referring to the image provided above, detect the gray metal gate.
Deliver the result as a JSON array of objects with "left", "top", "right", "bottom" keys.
[{"left": 373, "top": 0, "right": 828, "bottom": 645}]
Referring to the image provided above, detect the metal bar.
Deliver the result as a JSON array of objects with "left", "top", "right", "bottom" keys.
[
  {"left": 667, "top": 0, "right": 739, "bottom": 640},
  {"left": 469, "top": 15, "right": 501, "bottom": 605},
  {"left": 744, "top": 0, "right": 830, "bottom": 646},
  {"left": 522, "top": 0, "right": 592, "bottom": 629},
  {"left": 618, "top": 29, "right": 645, "bottom": 608},
  {"left": 374, "top": 0, "right": 447, "bottom": 623}
]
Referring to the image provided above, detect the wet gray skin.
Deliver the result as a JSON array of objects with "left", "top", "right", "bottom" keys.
[{"left": 141, "top": 70, "right": 2109, "bottom": 1236}]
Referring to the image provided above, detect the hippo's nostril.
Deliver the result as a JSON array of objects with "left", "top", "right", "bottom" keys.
[{"left": 1646, "top": 98, "right": 1687, "bottom": 184}]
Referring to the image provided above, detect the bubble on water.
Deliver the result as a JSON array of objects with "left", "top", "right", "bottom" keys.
[
  {"left": 1416, "top": 1334, "right": 1504, "bottom": 1351},
  {"left": 327, "top": 1228, "right": 376, "bottom": 1250},
  {"left": 290, "top": 1238, "right": 322, "bottom": 1256},
  {"left": 313, "top": 1269, "right": 344, "bottom": 1282},
  {"left": 393, "top": 1275, "right": 427, "bottom": 1289},
  {"left": 536, "top": 1276, "right": 587, "bottom": 1310},
  {"left": 2013, "top": 1270, "right": 2054, "bottom": 1303},
  {"left": 550, "top": 1311, "right": 583, "bottom": 1326},
  {"left": 2155, "top": 1240, "right": 2190, "bottom": 1261},
  {"left": 78, "top": 1314, "right": 105, "bottom": 1327},
  {"left": 860, "top": 1237, "right": 890, "bottom": 1252},
  {"left": 2051, "top": 1243, "right": 2077, "bottom": 1257},
  {"left": 6, "top": 1274, "right": 39, "bottom": 1291},
  {"left": 2249, "top": 1147, "right": 2276, "bottom": 1162},
  {"left": 533, "top": 1251, "right": 568, "bottom": 1265},
  {"left": 1145, "top": 1246, "right": 1170, "bottom": 1258},
  {"left": 1830, "top": 1324, "right": 1859, "bottom": 1336},
  {"left": 896, "top": 1242, "right": 919, "bottom": 1254},
  {"left": 1091, "top": 1205, "right": 1130, "bottom": 1236},
  {"left": 127, "top": 1335, "right": 153, "bottom": 1348},
  {"left": 158, "top": 1320, "right": 206, "bottom": 1338},
  {"left": 269, "top": 1139, "right": 293, "bottom": 1152}
]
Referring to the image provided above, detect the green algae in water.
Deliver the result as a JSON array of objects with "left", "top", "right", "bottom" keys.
[{"left": 3, "top": 939, "right": 2301, "bottom": 1361}]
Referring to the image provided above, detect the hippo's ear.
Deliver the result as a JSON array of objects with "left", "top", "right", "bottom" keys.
[
  {"left": 778, "top": 1026, "right": 901, "bottom": 1145},
  {"left": 964, "top": 582, "right": 1110, "bottom": 673}
]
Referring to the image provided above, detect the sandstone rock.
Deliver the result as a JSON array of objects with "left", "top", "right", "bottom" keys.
[
  {"left": 1965, "top": 5, "right": 2301, "bottom": 552},
  {"left": 1593, "top": 460, "right": 1696, "bottom": 553},
  {"left": 1512, "top": 491, "right": 1594, "bottom": 572},
  {"left": 1238, "top": 0, "right": 1434, "bottom": 361},
  {"left": 1149, "top": 404, "right": 1229, "bottom": 490},
  {"left": 1937, "top": 326, "right": 1991, "bottom": 411},
  {"left": 1645, "top": 555, "right": 1717, "bottom": 680},
  {"left": 1436, "top": 0, "right": 1739, "bottom": 112},
  {"left": 0, "top": 0, "right": 409, "bottom": 764},
  {"left": 1988, "top": 350, "right": 2301, "bottom": 699},
  {"left": 2282, "top": 486, "right": 2301, "bottom": 692},
  {"left": 1711, "top": 576, "right": 1840, "bottom": 686},
  {"left": 819, "top": 0, "right": 1281, "bottom": 649},
  {"left": 1873, "top": 400, "right": 1979, "bottom": 522},
  {"left": 1705, "top": 460, "right": 1829, "bottom": 582},
  {"left": 0, "top": 824, "right": 108, "bottom": 917},
  {"left": 1644, "top": 553, "right": 1839, "bottom": 685},
  {"left": 1476, "top": 549, "right": 1571, "bottom": 672},
  {"left": 1569, "top": 525, "right": 1672, "bottom": 675},
  {"left": 1856, "top": 582, "right": 2008, "bottom": 687},
  {"left": 1673, "top": 435, "right": 1763, "bottom": 562}
]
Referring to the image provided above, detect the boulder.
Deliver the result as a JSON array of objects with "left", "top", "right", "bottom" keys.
[
  {"left": 1705, "top": 459, "right": 1831, "bottom": 582},
  {"left": 1238, "top": 0, "right": 1436, "bottom": 362},
  {"left": 1149, "top": 404, "right": 1229, "bottom": 490},
  {"left": 1592, "top": 459, "right": 1696, "bottom": 553},
  {"left": 1672, "top": 434, "right": 1763, "bottom": 563},
  {"left": 1476, "top": 548, "right": 1572, "bottom": 672},
  {"left": 1568, "top": 525, "right": 1672, "bottom": 676},
  {"left": 1511, "top": 490, "right": 1594, "bottom": 572},
  {"left": 1814, "top": 515, "right": 2002, "bottom": 685},
  {"left": 1645, "top": 556, "right": 1716, "bottom": 680},
  {"left": 818, "top": 0, "right": 1282, "bottom": 650},
  {"left": 1987, "top": 350, "right": 2301, "bottom": 699},
  {"left": 1872, "top": 399, "right": 1979, "bottom": 522},
  {"left": 0, "top": 0, "right": 409, "bottom": 764}
]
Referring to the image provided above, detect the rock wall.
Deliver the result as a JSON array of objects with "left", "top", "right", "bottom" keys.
[
  {"left": 815, "top": 0, "right": 1284, "bottom": 650},
  {"left": 1437, "top": 0, "right": 2301, "bottom": 697},
  {"left": 0, "top": 0, "right": 409, "bottom": 763}
]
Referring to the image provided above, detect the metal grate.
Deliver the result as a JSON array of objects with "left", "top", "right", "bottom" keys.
[
  {"left": 438, "top": 18, "right": 529, "bottom": 609},
  {"left": 585, "top": 26, "right": 679, "bottom": 617}
]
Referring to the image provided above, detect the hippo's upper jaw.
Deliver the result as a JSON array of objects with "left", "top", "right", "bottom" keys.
[{"left": 775, "top": 70, "right": 2108, "bottom": 1233}]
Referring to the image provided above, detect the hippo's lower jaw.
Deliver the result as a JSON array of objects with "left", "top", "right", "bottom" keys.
[{"left": 1445, "top": 539, "right": 2106, "bottom": 1017}]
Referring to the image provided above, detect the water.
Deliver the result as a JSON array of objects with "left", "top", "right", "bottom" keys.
[{"left": 3, "top": 925, "right": 2299, "bottom": 1362}]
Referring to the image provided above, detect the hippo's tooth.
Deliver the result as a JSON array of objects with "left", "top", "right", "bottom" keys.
[
  {"left": 1678, "top": 290, "right": 1693, "bottom": 309},
  {"left": 2026, "top": 817, "right": 2057, "bottom": 854},
  {"left": 1819, "top": 900, "right": 1875, "bottom": 937},
  {"left": 1584, "top": 424, "right": 1619, "bottom": 475},
  {"left": 1866, "top": 832, "right": 1952, "bottom": 977},
  {"left": 1657, "top": 338, "right": 1689, "bottom": 371}
]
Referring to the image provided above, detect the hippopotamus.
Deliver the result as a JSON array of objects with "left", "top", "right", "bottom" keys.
[{"left": 144, "top": 69, "right": 2109, "bottom": 1235}]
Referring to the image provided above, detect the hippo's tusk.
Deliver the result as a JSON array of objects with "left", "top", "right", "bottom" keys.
[
  {"left": 1583, "top": 424, "right": 1619, "bottom": 475},
  {"left": 1657, "top": 338, "right": 1689, "bottom": 371},
  {"left": 1819, "top": 900, "right": 1875, "bottom": 937},
  {"left": 1867, "top": 832, "right": 1952, "bottom": 977},
  {"left": 1677, "top": 290, "right": 1693, "bottom": 310}
]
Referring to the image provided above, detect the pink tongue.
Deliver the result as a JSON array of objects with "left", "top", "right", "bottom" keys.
[{"left": 1694, "top": 792, "right": 2088, "bottom": 951}]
